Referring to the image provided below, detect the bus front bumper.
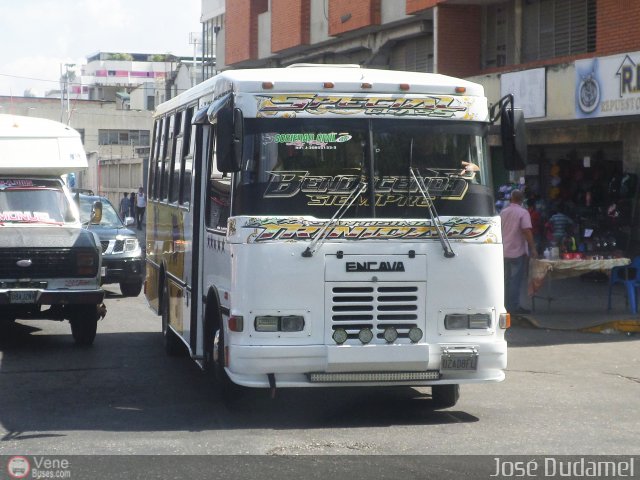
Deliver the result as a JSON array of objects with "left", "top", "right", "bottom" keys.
[{"left": 225, "top": 341, "right": 507, "bottom": 388}]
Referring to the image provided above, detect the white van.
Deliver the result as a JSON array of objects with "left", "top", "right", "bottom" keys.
[{"left": 0, "top": 114, "right": 105, "bottom": 345}]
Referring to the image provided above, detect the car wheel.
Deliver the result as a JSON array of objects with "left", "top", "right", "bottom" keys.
[
  {"left": 431, "top": 384, "right": 460, "bottom": 409},
  {"left": 69, "top": 305, "right": 98, "bottom": 346},
  {"left": 161, "top": 282, "right": 183, "bottom": 356},
  {"left": 120, "top": 281, "right": 142, "bottom": 297}
]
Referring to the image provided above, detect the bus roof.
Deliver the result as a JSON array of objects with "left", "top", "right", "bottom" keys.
[
  {"left": 0, "top": 114, "right": 87, "bottom": 175},
  {"left": 154, "top": 64, "right": 486, "bottom": 117}
]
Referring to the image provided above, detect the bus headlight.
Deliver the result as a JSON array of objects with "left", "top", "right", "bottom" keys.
[
  {"left": 445, "top": 313, "right": 492, "bottom": 329},
  {"left": 281, "top": 315, "right": 304, "bottom": 332},
  {"left": 254, "top": 315, "right": 305, "bottom": 332},
  {"left": 255, "top": 316, "right": 279, "bottom": 332}
]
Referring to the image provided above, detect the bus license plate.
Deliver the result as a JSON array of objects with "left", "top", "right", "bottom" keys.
[
  {"left": 441, "top": 352, "right": 478, "bottom": 371},
  {"left": 10, "top": 291, "right": 37, "bottom": 304}
]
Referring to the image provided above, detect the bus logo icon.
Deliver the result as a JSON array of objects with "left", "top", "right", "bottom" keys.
[{"left": 7, "top": 456, "right": 30, "bottom": 479}]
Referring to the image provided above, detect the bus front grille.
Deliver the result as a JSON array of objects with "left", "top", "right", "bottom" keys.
[{"left": 327, "top": 282, "right": 426, "bottom": 344}]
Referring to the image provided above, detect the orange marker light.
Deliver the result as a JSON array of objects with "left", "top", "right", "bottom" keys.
[
  {"left": 400, "top": 83, "right": 410, "bottom": 91},
  {"left": 262, "top": 81, "right": 274, "bottom": 89},
  {"left": 455, "top": 86, "right": 467, "bottom": 94},
  {"left": 229, "top": 315, "right": 244, "bottom": 332},
  {"left": 361, "top": 82, "right": 372, "bottom": 89},
  {"left": 323, "top": 82, "right": 335, "bottom": 89}
]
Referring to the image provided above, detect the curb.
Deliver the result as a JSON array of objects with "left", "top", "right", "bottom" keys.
[{"left": 511, "top": 314, "right": 640, "bottom": 334}]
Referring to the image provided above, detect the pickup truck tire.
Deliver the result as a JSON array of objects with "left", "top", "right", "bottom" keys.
[
  {"left": 431, "top": 384, "right": 460, "bottom": 409},
  {"left": 69, "top": 305, "right": 98, "bottom": 346},
  {"left": 120, "top": 281, "right": 142, "bottom": 297}
]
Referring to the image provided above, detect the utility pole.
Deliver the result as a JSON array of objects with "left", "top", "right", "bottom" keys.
[
  {"left": 64, "top": 63, "right": 75, "bottom": 125},
  {"left": 189, "top": 32, "right": 201, "bottom": 87}
]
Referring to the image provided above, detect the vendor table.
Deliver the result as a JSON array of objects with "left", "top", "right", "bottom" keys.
[{"left": 528, "top": 257, "right": 631, "bottom": 311}]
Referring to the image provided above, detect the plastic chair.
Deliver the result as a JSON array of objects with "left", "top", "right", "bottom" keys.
[{"left": 607, "top": 256, "right": 640, "bottom": 314}]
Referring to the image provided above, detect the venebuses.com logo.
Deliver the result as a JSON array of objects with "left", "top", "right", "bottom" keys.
[
  {"left": 7, "top": 456, "right": 30, "bottom": 479},
  {"left": 6, "top": 456, "right": 72, "bottom": 479}
]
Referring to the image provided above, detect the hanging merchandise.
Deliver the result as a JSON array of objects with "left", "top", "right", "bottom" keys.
[{"left": 495, "top": 181, "right": 526, "bottom": 213}]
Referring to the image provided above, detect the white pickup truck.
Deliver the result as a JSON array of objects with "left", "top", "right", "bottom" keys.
[{"left": 0, "top": 114, "right": 105, "bottom": 345}]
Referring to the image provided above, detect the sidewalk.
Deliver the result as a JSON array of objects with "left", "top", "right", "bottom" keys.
[{"left": 515, "top": 275, "right": 640, "bottom": 333}]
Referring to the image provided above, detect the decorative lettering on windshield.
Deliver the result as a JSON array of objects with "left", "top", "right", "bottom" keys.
[
  {"left": 0, "top": 179, "right": 36, "bottom": 189},
  {"left": 263, "top": 171, "right": 468, "bottom": 203},
  {"left": 256, "top": 95, "right": 469, "bottom": 118},
  {"left": 263, "top": 132, "right": 353, "bottom": 150},
  {"left": 243, "top": 218, "right": 492, "bottom": 242},
  {"left": 0, "top": 211, "right": 56, "bottom": 222}
]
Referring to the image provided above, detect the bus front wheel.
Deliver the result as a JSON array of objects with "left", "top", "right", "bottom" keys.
[
  {"left": 431, "top": 384, "right": 460, "bottom": 409},
  {"left": 213, "top": 328, "right": 244, "bottom": 404}
]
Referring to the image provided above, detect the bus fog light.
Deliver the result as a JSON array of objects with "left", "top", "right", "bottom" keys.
[
  {"left": 281, "top": 315, "right": 304, "bottom": 332},
  {"left": 358, "top": 328, "right": 373, "bottom": 344},
  {"left": 444, "top": 314, "right": 468, "bottom": 330},
  {"left": 408, "top": 327, "right": 423, "bottom": 343},
  {"left": 469, "top": 314, "right": 491, "bottom": 329},
  {"left": 332, "top": 328, "right": 348, "bottom": 344},
  {"left": 255, "top": 316, "right": 279, "bottom": 332},
  {"left": 383, "top": 327, "right": 398, "bottom": 343}
]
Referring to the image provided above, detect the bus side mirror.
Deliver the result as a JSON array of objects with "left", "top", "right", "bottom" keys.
[
  {"left": 233, "top": 108, "right": 244, "bottom": 170},
  {"left": 215, "top": 103, "right": 241, "bottom": 173},
  {"left": 91, "top": 201, "right": 102, "bottom": 225},
  {"left": 501, "top": 107, "right": 527, "bottom": 171}
]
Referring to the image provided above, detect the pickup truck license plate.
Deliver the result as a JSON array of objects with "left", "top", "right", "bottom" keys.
[
  {"left": 441, "top": 349, "right": 478, "bottom": 371},
  {"left": 9, "top": 291, "right": 37, "bottom": 304}
]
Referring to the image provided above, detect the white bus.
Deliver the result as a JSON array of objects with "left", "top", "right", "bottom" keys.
[{"left": 145, "top": 65, "right": 526, "bottom": 407}]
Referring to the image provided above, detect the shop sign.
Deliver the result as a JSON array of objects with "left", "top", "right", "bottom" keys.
[
  {"left": 500, "top": 68, "right": 546, "bottom": 118},
  {"left": 575, "top": 51, "right": 640, "bottom": 118}
]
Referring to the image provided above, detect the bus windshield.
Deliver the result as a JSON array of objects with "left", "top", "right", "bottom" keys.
[
  {"left": 0, "top": 180, "right": 75, "bottom": 225},
  {"left": 232, "top": 118, "right": 494, "bottom": 219}
]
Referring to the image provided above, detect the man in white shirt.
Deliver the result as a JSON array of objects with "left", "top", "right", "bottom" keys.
[{"left": 135, "top": 186, "right": 147, "bottom": 230}]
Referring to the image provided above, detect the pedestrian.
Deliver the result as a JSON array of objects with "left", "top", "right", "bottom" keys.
[
  {"left": 119, "top": 192, "right": 131, "bottom": 221},
  {"left": 135, "top": 186, "right": 147, "bottom": 230},
  {"left": 526, "top": 196, "right": 543, "bottom": 253},
  {"left": 547, "top": 206, "right": 573, "bottom": 245},
  {"left": 129, "top": 191, "right": 136, "bottom": 218},
  {"left": 500, "top": 189, "right": 537, "bottom": 314}
]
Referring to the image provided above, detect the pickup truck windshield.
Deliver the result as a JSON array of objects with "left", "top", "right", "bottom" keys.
[{"left": 0, "top": 179, "right": 75, "bottom": 224}]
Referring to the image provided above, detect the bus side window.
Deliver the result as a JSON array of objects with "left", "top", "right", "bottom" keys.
[
  {"left": 160, "top": 115, "right": 175, "bottom": 201},
  {"left": 179, "top": 107, "right": 195, "bottom": 207},
  {"left": 148, "top": 119, "right": 160, "bottom": 199},
  {"left": 205, "top": 124, "right": 230, "bottom": 230},
  {"left": 169, "top": 111, "right": 183, "bottom": 204}
]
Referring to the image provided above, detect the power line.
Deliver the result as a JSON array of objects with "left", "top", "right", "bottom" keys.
[{"left": 0, "top": 72, "right": 61, "bottom": 84}]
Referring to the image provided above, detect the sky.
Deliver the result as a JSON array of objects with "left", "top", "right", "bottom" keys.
[{"left": 0, "top": 0, "right": 202, "bottom": 97}]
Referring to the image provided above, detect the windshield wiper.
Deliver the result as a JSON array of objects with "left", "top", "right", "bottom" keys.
[
  {"left": 410, "top": 167, "right": 455, "bottom": 258},
  {"left": 301, "top": 177, "right": 367, "bottom": 258}
]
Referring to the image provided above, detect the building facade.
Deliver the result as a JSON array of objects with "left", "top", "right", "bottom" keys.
[
  {"left": 0, "top": 96, "right": 152, "bottom": 207},
  {"left": 201, "top": 0, "right": 640, "bottom": 252}
]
